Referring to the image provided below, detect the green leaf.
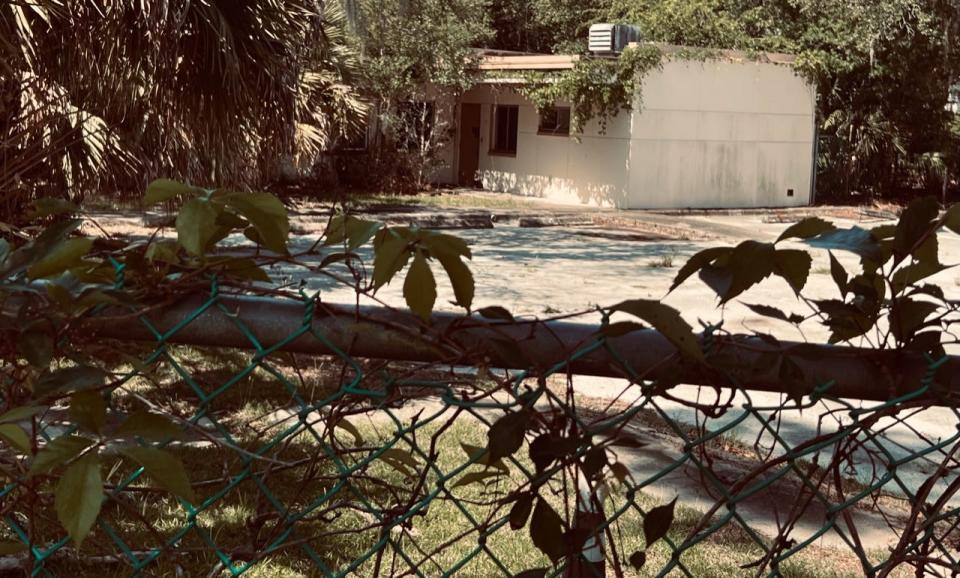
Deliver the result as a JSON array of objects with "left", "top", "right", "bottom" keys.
[
  {"left": 346, "top": 217, "right": 383, "bottom": 251},
  {"left": 45, "top": 283, "right": 74, "bottom": 308},
  {"left": 530, "top": 498, "right": 565, "bottom": 564},
  {"left": 372, "top": 230, "right": 412, "bottom": 289},
  {"left": 486, "top": 335, "right": 532, "bottom": 369},
  {"left": 815, "top": 299, "right": 874, "bottom": 343},
  {"left": 145, "top": 179, "right": 202, "bottom": 206},
  {"left": 720, "top": 241, "right": 776, "bottom": 303},
  {"left": 0, "top": 219, "right": 81, "bottom": 278},
  {"left": 871, "top": 224, "right": 897, "bottom": 240},
  {"left": 436, "top": 253, "right": 474, "bottom": 309},
  {"left": 509, "top": 493, "right": 535, "bottom": 530},
  {"left": 944, "top": 203, "right": 960, "bottom": 235},
  {"left": 122, "top": 446, "right": 195, "bottom": 503},
  {"left": 403, "top": 252, "right": 437, "bottom": 322},
  {"left": 773, "top": 249, "right": 812, "bottom": 295},
  {"left": 318, "top": 252, "right": 350, "bottom": 270},
  {"left": 324, "top": 216, "right": 382, "bottom": 251},
  {"left": 906, "top": 331, "right": 943, "bottom": 355},
  {"left": 891, "top": 260, "right": 950, "bottom": 295},
  {"left": 914, "top": 235, "right": 939, "bottom": 266},
  {"left": 582, "top": 446, "right": 607, "bottom": 479},
  {"left": 460, "top": 443, "right": 508, "bottom": 473},
  {"left": 529, "top": 434, "right": 578, "bottom": 472},
  {"left": 611, "top": 300, "right": 703, "bottom": 362},
  {"left": 891, "top": 298, "right": 939, "bottom": 344},
  {"left": 334, "top": 418, "right": 365, "bottom": 445},
  {"left": 0, "top": 542, "right": 27, "bottom": 555},
  {"left": 452, "top": 470, "right": 504, "bottom": 488},
  {"left": 223, "top": 192, "right": 290, "bottom": 254},
  {"left": 829, "top": 252, "right": 848, "bottom": 297},
  {"left": 204, "top": 226, "right": 235, "bottom": 252},
  {"left": 55, "top": 452, "right": 102, "bottom": 544},
  {"left": 70, "top": 391, "right": 106, "bottom": 435},
  {"left": 27, "top": 237, "right": 94, "bottom": 279},
  {"left": 76, "top": 289, "right": 127, "bottom": 309},
  {"left": 595, "top": 321, "right": 646, "bottom": 338},
  {"left": 669, "top": 246, "right": 731, "bottom": 292},
  {"left": 804, "top": 227, "right": 882, "bottom": 262},
  {"left": 0, "top": 405, "right": 44, "bottom": 424},
  {"left": 216, "top": 258, "right": 272, "bottom": 283},
  {"left": 742, "top": 303, "right": 804, "bottom": 325},
  {"left": 423, "top": 231, "right": 472, "bottom": 259},
  {"left": 31, "top": 197, "right": 79, "bottom": 218},
  {"left": 776, "top": 217, "right": 836, "bottom": 243},
  {"left": 34, "top": 365, "right": 107, "bottom": 398},
  {"left": 893, "top": 197, "right": 939, "bottom": 260},
  {"left": 779, "top": 355, "right": 809, "bottom": 404},
  {"left": 113, "top": 411, "right": 183, "bottom": 442},
  {"left": 487, "top": 411, "right": 530, "bottom": 462},
  {"left": 643, "top": 498, "right": 676, "bottom": 547},
  {"left": 176, "top": 198, "right": 219, "bottom": 256},
  {"left": 0, "top": 423, "right": 31, "bottom": 453},
  {"left": 477, "top": 306, "right": 515, "bottom": 322},
  {"left": 19, "top": 325, "right": 54, "bottom": 367},
  {"left": 215, "top": 210, "right": 248, "bottom": 230},
  {"left": 31, "top": 435, "right": 94, "bottom": 475}
]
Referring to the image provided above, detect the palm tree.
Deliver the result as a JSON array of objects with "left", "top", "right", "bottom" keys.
[{"left": 0, "top": 0, "right": 364, "bottom": 221}]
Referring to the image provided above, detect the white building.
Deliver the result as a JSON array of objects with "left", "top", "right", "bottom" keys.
[{"left": 430, "top": 45, "right": 818, "bottom": 210}]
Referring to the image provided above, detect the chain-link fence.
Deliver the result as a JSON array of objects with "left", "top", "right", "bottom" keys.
[{"left": 2, "top": 276, "right": 959, "bottom": 578}]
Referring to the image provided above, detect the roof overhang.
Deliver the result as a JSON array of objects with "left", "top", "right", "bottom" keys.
[
  {"left": 475, "top": 42, "right": 798, "bottom": 77},
  {"left": 477, "top": 54, "right": 583, "bottom": 71}
]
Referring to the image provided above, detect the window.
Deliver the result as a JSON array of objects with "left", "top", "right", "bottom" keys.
[
  {"left": 397, "top": 101, "right": 435, "bottom": 151},
  {"left": 538, "top": 106, "right": 571, "bottom": 136},
  {"left": 490, "top": 105, "right": 518, "bottom": 156}
]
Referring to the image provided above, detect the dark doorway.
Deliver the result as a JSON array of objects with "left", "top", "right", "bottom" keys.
[{"left": 458, "top": 103, "right": 481, "bottom": 186}]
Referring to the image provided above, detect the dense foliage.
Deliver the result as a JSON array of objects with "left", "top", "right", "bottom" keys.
[
  {"left": 0, "top": 0, "right": 364, "bottom": 221},
  {"left": 2, "top": 0, "right": 960, "bottom": 208},
  {"left": 342, "top": 0, "right": 491, "bottom": 191},
  {"left": 505, "top": 44, "right": 664, "bottom": 133}
]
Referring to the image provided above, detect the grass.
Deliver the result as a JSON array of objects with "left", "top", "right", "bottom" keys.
[
  {"left": 646, "top": 252, "right": 676, "bottom": 268},
  {"left": 9, "top": 347, "right": 915, "bottom": 577},
  {"left": 355, "top": 190, "right": 541, "bottom": 211}
]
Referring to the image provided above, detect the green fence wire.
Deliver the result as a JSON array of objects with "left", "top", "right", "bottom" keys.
[{"left": 2, "top": 275, "right": 959, "bottom": 578}]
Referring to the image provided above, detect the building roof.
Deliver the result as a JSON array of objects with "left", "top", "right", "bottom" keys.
[{"left": 476, "top": 42, "right": 797, "bottom": 73}]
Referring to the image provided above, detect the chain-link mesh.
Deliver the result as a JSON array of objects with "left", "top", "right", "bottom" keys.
[{"left": 2, "top": 275, "right": 959, "bottom": 578}]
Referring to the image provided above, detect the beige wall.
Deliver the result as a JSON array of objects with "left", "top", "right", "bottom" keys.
[
  {"left": 447, "top": 58, "right": 816, "bottom": 209},
  {"left": 456, "top": 87, "right": 632, "bottom": 206},
  {"left": 628, "top": 59, "right": 815, "bottom": 208}
]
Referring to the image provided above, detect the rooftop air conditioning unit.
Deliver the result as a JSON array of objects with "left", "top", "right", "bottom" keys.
[{"left": 588, "top": 23, "right": 642, "bottom": 55}]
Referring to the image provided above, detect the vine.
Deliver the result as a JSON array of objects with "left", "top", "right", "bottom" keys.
[
  {"left": 485, "top": 43, "right": 807, "bottom": 134},
  {"left": 488, "top": 44, "right": 664, "bottom": 134}
]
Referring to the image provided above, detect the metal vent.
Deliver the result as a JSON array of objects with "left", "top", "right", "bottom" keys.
[{"left": 588, "top": 23, "right": 642, "bottom": 55}]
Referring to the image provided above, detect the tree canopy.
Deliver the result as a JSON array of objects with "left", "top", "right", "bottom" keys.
[{"left": 1, "top": 0, "right": 959, "bottom": 209}]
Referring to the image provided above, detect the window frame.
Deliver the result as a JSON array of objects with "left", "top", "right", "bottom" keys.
[
  {"left": 489, "top": 104, "right": 519, "bottom": 157},
  {"left": 537, "top": 106, "right": 571, "bottom": 137}
]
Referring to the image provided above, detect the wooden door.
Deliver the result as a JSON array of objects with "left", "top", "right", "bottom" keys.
[{"left": 458, "top": 103, "right": 481, "bottom": 186}]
